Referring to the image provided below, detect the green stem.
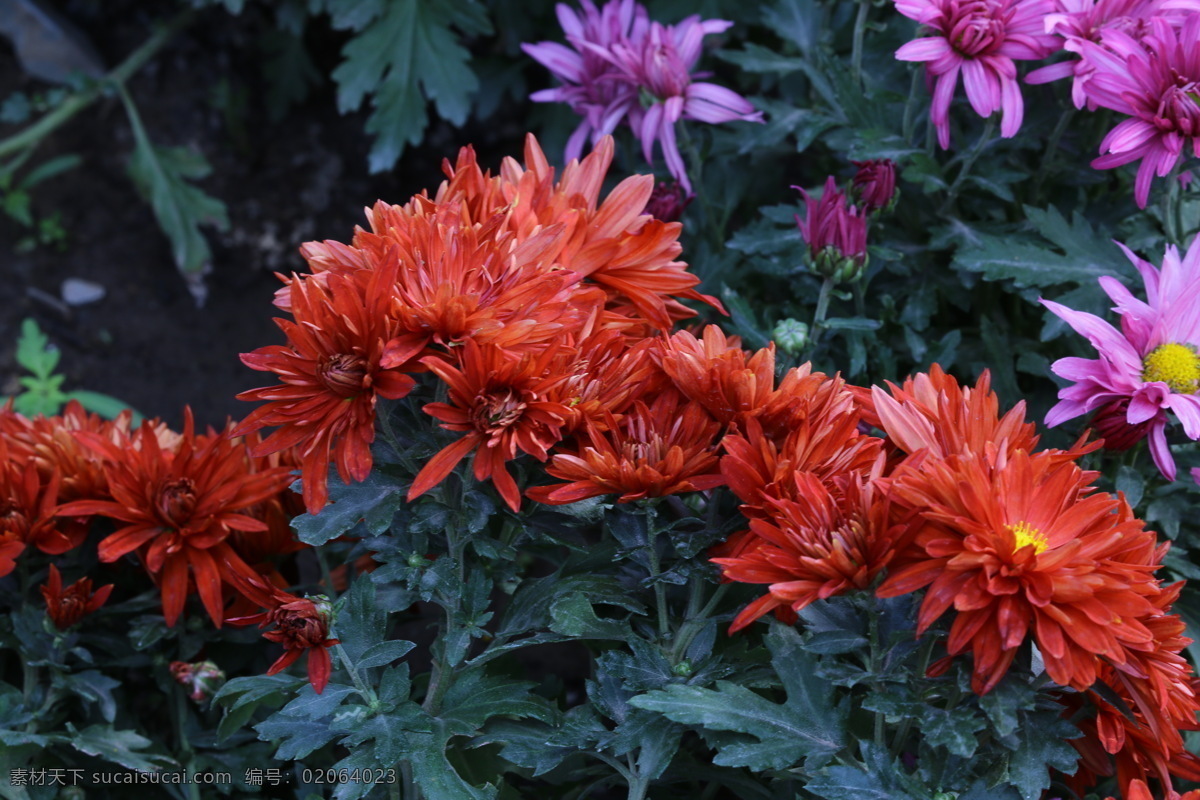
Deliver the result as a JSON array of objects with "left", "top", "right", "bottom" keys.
[
  {"left": 646, "top": 542, "right": 671, "bottom": 640},
  {"left": 172, "top": 684, "right": 202, "bottom": 800},
  {"left": 902, "top": 68, "right": 923, "bottom": 144},
  {"left": 0, "top": 10, "right": 193, "bottom": 160},
  {"left": 335, "top": 642, "right": 378, "bottom": 705},
  {"left": 424, "top": 515, "right": 467, "bottom": 715},
  {"left": 868, "top": 610, "right": 885, "bottom": 751},
  {"left": 1032, "top": 108, "right": 1074, "bottom": 199},
  {"left": 1163, "top": 164, "right": 1184, "bottom": 245},
  {"left": 890, "top": 633, "right": 938, "bottom": 758},
  {"left": 937, "top": 117, "right": 996, "bottom": 215},
  {"left": 670, "top": 583, "right": 729, "bottom": 664},
  {"left": 851, "top": 0, "right": 870, "bottom": 87},
  {"left": 625, "top": 755, "right": 650, "bottom": 800},
  {"left": 22, "top": 662, "right": 39, "bottom": 733}
]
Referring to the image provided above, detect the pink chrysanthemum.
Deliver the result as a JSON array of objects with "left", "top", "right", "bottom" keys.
[
  {"left": 1041, "top": 236, "right": 1200, "bottom": 480},
  {"left": 894, "top": 0, "right": 1058, "bottom": 148},
  {"left": 590, "top": 15, "right": 763, "bottom": 193},
  {"left": 1077, "top": 14, "right": 1200, "bottom": 208},
  {"left": 1025, "top": 1, "right": 1200, "bottom": 110},
  {"left": 522, "top": 0, "right": 649, "bottom": 163}
]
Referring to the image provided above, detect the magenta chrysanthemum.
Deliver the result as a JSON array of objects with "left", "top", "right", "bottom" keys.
[
  {"left": 1078, "top": 13, "right": 1200, "bottom": 208},
  {"left": 894, "top": 0, "right": 1058, "bottom": 148},
  {"left": 526, "top": 1, "right": 762, "bottom": 193},
  {"left": 1041, "top": 235, "right": 1200, "bottom": 481},
  {"left": 522, "top": 0, "right": 648, "bottom": 163},
  {"left": 1025, "top": 1, "right": 1200, "bottom": 110}
]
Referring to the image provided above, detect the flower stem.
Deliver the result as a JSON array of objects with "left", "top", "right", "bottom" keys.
[
  {"left": 851, "top": 0, "right": 871, "bottom": 87},
  {"left": 937, "top": 117, "right": 996, "bottom": 215},
  {"left": 0, "top": 10, "right": 193, "bottom": 161},
  {"left": 902, "top": 69, "right": 923, "bottom": 144},
  {"left": 172, "top": 683, "right": 202, "bottom": 800},
  {"left": 1163, "top": 164, "right": 1184, "bottom": 245}
]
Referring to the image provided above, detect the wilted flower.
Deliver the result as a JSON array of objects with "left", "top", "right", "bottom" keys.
[
  {"left": 1041, "top": 236, "right": 1200, "bottom": 480},
  {"left": 40, "top": 564, "right": 112, "bottom": 630},
  {"left": 169, "top": 660, "right": 225, "bottom": 702},
  {"left": 1078, "top": 14, "right": 1200, "bottom": 208},
  {"left": 522, "top": 0, "right": 649, "bottom": 162},
  {"left": 794, "top": 177, "right": 868, "bottom": 282},
  {"left": 232, "top": 591, "right": 339, "bottom": 694},
  {"left": 851, "top": 159, "right": 897, "bottom": 212},
  {"left": 893, "top": 0, "right": 1057, "bottom": 148}
]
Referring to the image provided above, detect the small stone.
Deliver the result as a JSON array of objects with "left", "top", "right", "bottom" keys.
[{"left": 60, "top": 277, "right": 105, "bottom": 306}]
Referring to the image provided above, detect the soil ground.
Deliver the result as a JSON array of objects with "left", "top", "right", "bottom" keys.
[{"left": 0, "top": 1, "right": 529, "bottom": 431}]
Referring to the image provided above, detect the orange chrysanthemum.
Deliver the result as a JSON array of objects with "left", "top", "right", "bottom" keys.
[
  {"left": 714, "top": 467, "right": 904, "bottom": 632},
  {"left": 425, "top": 135, "right": 723, "bottom": 330},
  {"left": 40, "top": 563, "right": 112, "bottom": 630},
  {"left": 409, "top": 340, "right": 574, "bottom": 512},
  {"left": 59, "top": 411, "right": 292, "bottom": 627},
  {"left": 527, "top": 391, "right": 724, "bottom": 505},
  {"left": 237, "top": 257, "right": 416, "bottom": 513},
  {"left": 656, "top": 326, "right": 776, "bottom": 429},
  {"left": 0, "top": 436, "right": 75, "bottom": 565},
  {"left": 878, "top": 450, "right": 1164, "bottom": 694},
  {"left": 230, "top": 589, "right": 339, "bottom": 694}
]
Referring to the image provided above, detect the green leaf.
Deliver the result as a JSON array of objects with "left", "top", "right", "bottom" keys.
[
  {"left": 331, "top": 0, "right": 491, "bottom": 172},
  {"left": 356, "top": 640, "right": 416, "bottom": 670},
  {"left": 15, "top": 318, "right": 57, "bottom": 378},
  {"left": 549, "top": 593, "right": 633, "bottom": 640},
  {"left": 69, "top": 724, "right": 177, "bottom": 771},
  {"left": 406, "top": 726, "right": 497, "bottom": 800},
  {"left": 58, "top": 670, "right": 120, "bottom": 722},
  {"left": 1003, "top": 710, "right": 1079, "bottom": 800},
  {"left": 805, "top": 765, "right": 919, "bottom": 800},
  {"left": 440, "top": 671, "right": 556, "bottom": 732},
  {"left": 126, "top": 141, "right": 229, "bottom": 277},
  {"left": 629, "top": 629, "right": 845, "bottom": 775},
  {"left": 291, "top": 470, "right": 403, "bottom": 546},
  {"left": 334, "top": 576, "right": 387, "bottom": 665},
  {"left": 1115, "top": 464, "right": 1145, "bottom": 509}
]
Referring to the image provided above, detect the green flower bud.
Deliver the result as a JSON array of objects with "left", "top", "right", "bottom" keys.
[{"left": 772, "top": 318, "right": 810, "bottom": 355}]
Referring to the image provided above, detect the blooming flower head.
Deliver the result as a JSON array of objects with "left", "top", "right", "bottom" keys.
[
  {"left": 522, "top": 0, "right": 649, "bottom": 163},
  {"left": 894, "top": 0, "right": 1058, "bottom": 148},
  {"left": 231, "top": 591, "right": 339, "bottom": 694},
  {"left": 408, "top": 340, "right": 575, "bottom": 512},
  {"left": 58, "top": 411, "right": 292, "bottom": 627},
  {"left": 794, "top": 177, "right": 868, "bottom": 282},
  {"left": 526, "top": 390, "right": 724, "bottom": 504},
  {"left": 236, "top": 258, "right": 416, "bottom": 513},
  {"left": 1025, "top": 0, "right": 1200, "bottom": 110},
  {"left": 578, "top": 11, "right": 763, "bottom": 192},
  {"left": 714, "top": 469, "right": 904, "bottom": 632},
  {"left": 40, "top": 564, "right": 112, "bottom": 630},
  {"left": 1078, "top": 14, "right": 1200, "bottom": 207},
  {"left": 878, "top": 450, "right": 1163, "bottom": 695},
  {"left": 1041, "top": 236, "right": 1200, "bottom": 480}
]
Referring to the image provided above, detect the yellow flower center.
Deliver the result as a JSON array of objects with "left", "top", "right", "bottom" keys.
[
  {"left": 1007, "top": 521, "right": 1048, "bottom": 555},
  {"left": 1142, "top": 342, "right": 1200, "bottom": 394}
]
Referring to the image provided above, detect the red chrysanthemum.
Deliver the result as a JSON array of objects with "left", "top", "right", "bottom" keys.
[
  {"left": 236, "top": 256, "right": 416, "bottom": 513},
  {"left": 527, "top": 390, "right": 724, "bottom": 505},
  {"left": 231, "top": 589, "right": 339, "bottom": 694},
  {"left": 878, "top": 450, "right": 1163, "bottom": 694},
  {"left": 0, "top": 437, "right": 74, "bottom": 564},
  {"left": 40, "top": 563, "right": 112, "bottom": 630},
  {"left": 409, "top": 339, "right": 574, "bottom": 512},
  {"left": 655, "top": 326, "right": 776, "bottom": 429},
  {"left": 714, "top": 468, "right": 905, "bottom": 632},
  {"left": 59, "top": 411, "right": 292, "bottom": 627}
]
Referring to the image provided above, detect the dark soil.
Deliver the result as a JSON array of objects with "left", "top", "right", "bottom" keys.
[{"left": 0, "top": 1, "right": 529, "bottom": 430}]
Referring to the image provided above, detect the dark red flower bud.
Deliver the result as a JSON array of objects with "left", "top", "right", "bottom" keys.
[
  {"left": 170, "top": 660, "right": 225, "bottom": 702},
  {"left": 851, "top": 159, "right": 897, "bottom": 212},
  {"left": 794, "top": 177, "right": 868, "bottom": 282},
  {"left": 41, "top": 564, "right": 112, "bottom": 630},
  {"left": 1090, "top": 398, "right": 1155, "bottom": 451},
  {"left": 643, "top": 181, "right": 692, "bottom": 223}
]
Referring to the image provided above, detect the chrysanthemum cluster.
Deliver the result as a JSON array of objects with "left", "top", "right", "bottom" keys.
[
  {"left": 523, "top": 0, "right": 762, "bottom": 194},
  {"left": 895, "top": 0, "right": 1200, "bottom": 206},
  {"left": 709, "top": 364, "right": 1200, "bottom": 799},
  {"left": 0, "top": 400, "right": 303, "bottom": 632}
]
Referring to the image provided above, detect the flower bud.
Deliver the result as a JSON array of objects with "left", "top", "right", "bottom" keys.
[
  {"left": 644, "top": 181, "right": 692, "bottom": 223},
  {"left": 170, "top": 660, "right": 226, "bottom": 702},
  {"left": 1090, "top": 398, "right": 1155, "bottom": 451},
  {"left": 772, "top": 318, "right": 810, "bottom": 355},
  {"left": 794, "top": 177, "right": 868, "bottom": 285},
  {"left": 851, "top": 159, "right": 897, "bottom": 212}
]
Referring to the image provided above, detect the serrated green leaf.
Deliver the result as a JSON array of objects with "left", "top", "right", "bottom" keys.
[
  {"left": 69, "top": 724, "right": 177, "bottom": 771},
  {"left": 280, "top": 684, "right": 356, "bottom": 720},
  {"left": 15, "top": 318, "right": 55, "bottom": 377},
  {"left": 331, "top": 0, "right": 489, "bottom": 172},
  {"left": 356, "top": 640, "right": 416, "bottom": 670},
  {"left": 1004, "top": 710, "right": 1079, "bottom": 800},
  {"left": 440, "top": 671, "right": 556, "bottom": 732},
  {"left": 58, "top": 670, "right": 119, "bottom": 723},
  {"left": 334, "top": 576, "right": 386, "bottom": 665},
  {"left": 126, "top": 139, "right": 229, "bottom": 277},
  {"left": 805, "top": 765, "right": 919, "bottom": 800},
  {"left": 549, "top": 593, "right": 632, "bottom": 640},
  {"left": 291, "top": 470, "right": 403, "bottom": 546},
  {"left": 407, "top": 726, "right": 497, "bottom": 800}
]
